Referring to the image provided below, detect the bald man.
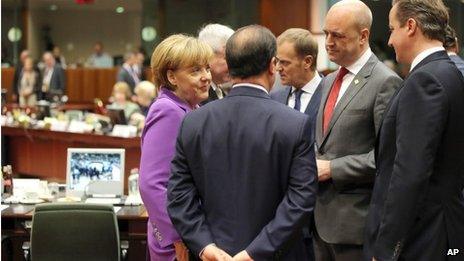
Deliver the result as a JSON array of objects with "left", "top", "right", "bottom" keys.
[{"left": 314, "top": 1, "right": 402, "bottom": 260}]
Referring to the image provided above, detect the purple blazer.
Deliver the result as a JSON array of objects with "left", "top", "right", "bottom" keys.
[{"left": 139, "top": 87, "right": 193, "bottom": 261}]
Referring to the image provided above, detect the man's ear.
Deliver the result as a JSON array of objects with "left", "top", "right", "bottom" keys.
[
  {"left": 359, "top": 28, "right": 370, "bottom": 46},
  {"left": 167, "top": 70, "right": 177, "bottom": 86},
  {"left": 303, "top": 55, "right": 314, "bottom": 70},
  {"left": 269, "top": 57, "right": 277, "bottom": 75},
  {"left": 406, "top": 18, "right": 417, "bottom": 37}
]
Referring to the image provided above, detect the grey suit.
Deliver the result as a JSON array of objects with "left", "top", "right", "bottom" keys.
[
  {"left": 314, "top": 54, "right": 402, "bottom": 250},
  {"left": 449, "top": 54, "right": 464, "bottom": 77}
]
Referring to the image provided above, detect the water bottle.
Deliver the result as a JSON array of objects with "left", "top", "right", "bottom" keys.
[{"left": 128, "top": 168, "right": 140, "bottom": 196}]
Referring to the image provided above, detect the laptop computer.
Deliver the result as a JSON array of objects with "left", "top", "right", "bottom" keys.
[{"left": 66, "top": 148, "right": 125, "bottom": 204}]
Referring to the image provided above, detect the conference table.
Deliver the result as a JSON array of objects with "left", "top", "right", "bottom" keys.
[
  {"left": 1, "top": 203, "right": 148, "bottom": 261},
  {"left": 1, "top": 125, "right": 141, "bottom": 194}
]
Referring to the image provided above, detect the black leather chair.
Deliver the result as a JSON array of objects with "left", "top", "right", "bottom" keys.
[{"left": 27, "top": 203, "right": 125, "bottom": 261}]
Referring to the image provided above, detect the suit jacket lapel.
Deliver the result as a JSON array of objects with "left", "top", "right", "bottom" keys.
[
  {"left": 316, "top": 75, "right": 335, "bottom": 146},
  {"left": 279, "top": 86, "right": 292, "bottom": 105},
  {"left": 304, "top": 82, "right": 323, "bottom": 115},
  {"left": 320, "top": 54, "right": 378, "bottom": 146}
]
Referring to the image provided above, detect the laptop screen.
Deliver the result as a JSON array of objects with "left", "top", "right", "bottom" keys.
[{"left": 66, "top": 148, "right": 125, "bottom": 196}]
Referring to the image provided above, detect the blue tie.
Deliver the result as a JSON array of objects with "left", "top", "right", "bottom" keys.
[{"left": 293, "top": 89, "right": 303, "bottom": 111}]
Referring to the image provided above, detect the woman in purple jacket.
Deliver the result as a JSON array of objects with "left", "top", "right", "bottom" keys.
[{"left": 139, "top": 34, "right": 213, "bottom": 261}]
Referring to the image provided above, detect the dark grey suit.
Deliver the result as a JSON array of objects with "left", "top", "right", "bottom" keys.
[
  {"left": 168, "top": 86, "right": 318, "bottom": 260},
  {"left": 449, "top": 54, "right": 464, "bottom": 77},
  {"left": 41, "top": 64, "right": 65, "bottom": 100},
  {"left": 117, "top": 65, "right": 138, "bottom": 92},
  {"left": 365, "top": 51, "right": 464, "bottom": 261},
  {"left": 314, "top": 54, "right": 401, "bottom": 252}
]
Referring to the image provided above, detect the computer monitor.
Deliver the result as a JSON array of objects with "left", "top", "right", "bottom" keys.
[
  {"left": 66, "top": 148, "right": 125, "bottom": 197},
  {"left": 106, "top": 106, "right": 127, "bottom": 125}
]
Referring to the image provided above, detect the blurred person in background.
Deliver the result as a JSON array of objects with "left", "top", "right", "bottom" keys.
[
  {"left": 444, "top": 24, "right": 464, "bottom": 76},
  {"left": 129, "top": 80, "right": 157, "bottom": 130},
  {"left": 133, "top": 80, "right": 157, "bottom": 116},
  {"left": 12, "top": 50, "right": 38, "bottom": 102},
  {"left": 134, "top": 50, "right": 147, "bottom": 81},
  {"left": 139, "top": 34, "right": 213, "bottom": 261},
  {"left": 52, "top": 46, "right": 67, "bottom": 69},
  {"left": 117, "top": 52, "right": 140, "bottom": 93},
  {"left": 15, "top": 57, "right": 41, "bottom": 106},
  {"left": 40, "top": 52, "right": 65, "bottom": 101},
  {"left": 198, "top": 23, "right": 234, "bottom": 104},
  {"left": 87, "top": 41, "right": 113, "bottom": 68},
  {"left": 110, "top": 81, "right": 141, "bottom": 120}
]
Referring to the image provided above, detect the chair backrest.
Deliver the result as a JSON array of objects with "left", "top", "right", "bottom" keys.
[{"left": 30, "top": 203, "right": 120, "bottom": 261}]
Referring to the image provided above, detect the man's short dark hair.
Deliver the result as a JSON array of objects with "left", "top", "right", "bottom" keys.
[
  {"left": 225, "top": 25, "right": 276, "bottom": 79},
  {"left": 392, "top": 0, "right": 449, "bottom": 42}
]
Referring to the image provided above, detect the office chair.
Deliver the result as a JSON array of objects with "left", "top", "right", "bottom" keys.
[{"left": 26, "top": 203, "right": 126, "bottom": 261}]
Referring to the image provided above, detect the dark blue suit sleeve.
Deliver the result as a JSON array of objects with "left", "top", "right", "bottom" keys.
[
  {"left": 246, "top": 116, "right": 318, "bottom": 260},
  {"left": 167, "top": 119, "right": 214, "bottom": 256}
]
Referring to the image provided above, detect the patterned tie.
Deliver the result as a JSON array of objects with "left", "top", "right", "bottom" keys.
[
  {"left": 215, "top": 86, "right": 224, "bottom": 99},
  {"left": 323, "top": 67, "right": 349, "bottom": 134},
  {"left": 293, "top": 89, "right": 304, "bottom": 111}
]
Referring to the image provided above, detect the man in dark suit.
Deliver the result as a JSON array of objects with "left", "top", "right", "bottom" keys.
[
  {"left": 271, "top": 28, "right": 322, "bottom": 139},
  {"left": 314, "top": 1, "right": 402, "bottom": 260},
  {"left": 198, "top": 23, "right": 235, "bottom": 105},
  {"left": 117, "top": 52, "right": 140, "bottom": 94},
  {"left": 444, "top": 25, "right": 464, "bottom": 76},
  {"left": 364, "top": 0, "right": 464, "bottom": 260},
  {"left": 167, "top": 25, "right": 318, "bottom": 261},
  {"left": 40, "top": 52, "right": 65, "bottom": 101}
]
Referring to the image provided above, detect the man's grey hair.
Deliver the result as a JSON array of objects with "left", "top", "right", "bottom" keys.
[{"left": 198, "top": 23, "right": 234, "bottom": 53}]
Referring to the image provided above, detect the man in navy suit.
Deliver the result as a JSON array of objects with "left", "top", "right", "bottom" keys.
[
  {"left": 271, "top": 28, "right": 323, "bottom": 140},
  {"left": 364, "top": 0, "right": 464, "bottom": 260},
  {"left": 167, "top": 25, "right": 317, "bottom": 261},
  {"left": 444, "top": 25, "right": 464, "bottom": 76}
]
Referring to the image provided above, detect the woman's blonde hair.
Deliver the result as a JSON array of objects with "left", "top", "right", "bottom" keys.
[
  {"left": 151, "top": 34, "right": 213, "bottom": 90},
  {"left": 112, "top": 81, "right": 132, "bottom": 100}
]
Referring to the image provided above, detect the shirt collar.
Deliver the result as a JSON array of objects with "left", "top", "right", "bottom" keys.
[
  {"left": 210, "top": 82, "right": 218, "bottom": 91},
  {"left": 158, "top": 87, "right": 193, "bottom": 112},
  {"left": 233, "top": 83, "right": 269, "bottom": 94},
  {"left": 410, "top": 47, "right": 445, "bottom": 71},
  {"left": 292, "top": 72, "right": 322, "bottom": 94},
  {"left": 346, "top": 48, "right": 372, "bottom": 75}
]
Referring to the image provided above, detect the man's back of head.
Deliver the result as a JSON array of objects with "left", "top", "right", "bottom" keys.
[{"left": 225, "top": 25, "right": 276, "bottom": 88}]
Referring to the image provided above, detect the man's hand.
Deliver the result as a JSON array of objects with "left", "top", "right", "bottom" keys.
[
  {"left": 201, "top": 244, "right": 233, "bottom": 261},
  {"left": 173, "top": 241, "right": 189, "bottom": 261},
  {"left": 233, "top": 250, "right": 253, "bottom": 261},
  {"left": 316, "top": 159, "right": 331, "bottom": 181}
]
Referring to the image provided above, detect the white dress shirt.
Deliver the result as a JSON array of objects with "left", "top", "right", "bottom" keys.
[
  {"left": 287, "top": 73, "right": 322, "bottom": 113},
  {"left": 410, "top": 47, "right": 445, "bottom": 72},
  {"left": 233, "top": 83, "right": 269, "bottom": 94},
  {"left": 336, "top": 48, "right": 373, "bottom": 105}
]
